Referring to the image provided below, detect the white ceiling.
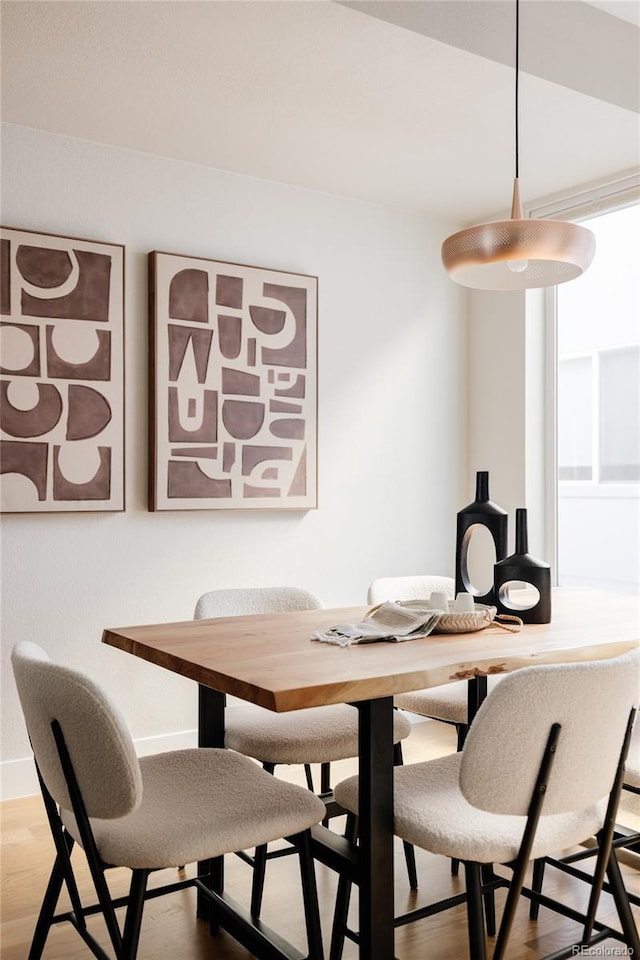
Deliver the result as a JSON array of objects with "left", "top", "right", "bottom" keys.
[{"left": 1, "top": 0, "right": 639, "bottom": 222}]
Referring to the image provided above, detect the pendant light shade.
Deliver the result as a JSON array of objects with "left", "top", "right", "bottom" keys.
[
  {"left": 442, "top": 1, "right": 596, "bottom": 291},
  {"left": 442, "top": 179, "right": 596, "bottom": 290}
]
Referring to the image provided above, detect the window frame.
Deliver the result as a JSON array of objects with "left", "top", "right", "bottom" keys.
[{"left": 532, "top": 172, "right": 640, "bottom": 582}]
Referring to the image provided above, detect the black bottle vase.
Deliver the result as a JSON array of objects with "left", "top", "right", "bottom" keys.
[
  {"left": 455, "top": 471, "right": 508, "bottom": 605},
  {"left": 494, "top": 508, "right": 551, "bottom": 624}
]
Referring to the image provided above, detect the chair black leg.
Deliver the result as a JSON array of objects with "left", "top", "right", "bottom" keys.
[
  {"left": 28, "top": 852, "right": 68, "bottom": 960},
  {"left": 251, "top": 845, "right": 268, "bottom": 918},
  {"left": 493, "top": 723, "right": 562, "bottom": 960},
  {"left": 305, "top": 764, "right": 315, "bottom": 792},
  {"left": 46, "top": 793, "right": 121, "bottom": 955},
  {"left": 402, "top": 840, "right": 418, "bottom": 891},
  {"left": 329, "top": 813, "right": 358, "bottom": 960},
  {"left": 606, "top": 849, "right": 640, "bottom": 956},
  {"left": 50, "top": 722, "right": 124, "bottom": 957},
  {"left": 29, "top": 821, "right": 84, "bottom": 959},
  {"left": 321, "top": 762, "right": 331, "bottom": 794},
  {"left": 121, "top": 870, "right": 149, "bottom": 960},
  {"left": 464, "top": 861, "right": 487, "bottom": 960},
  {"left": 35, "top": 768, "right": 86, "bottom": 947},
  {"left": 296, "top": 830, "right": 325, "bottom": 960},
  {"left": 246, "top": 760, "right": 279, "bottom": 925},
  {"left": 481, "top": 864, "right": 496, "bottom": 937},
  {"left": 88, "top": 862, "right": 124, "bottom": 954},
  {"left": 394, "top": 741, "right": 418, "bottom": 889},
  {"left": 492, "top": 857, "right": 529, "bottom": 960},
  {"left": 529, "top": 858, "right": 546, "bottom": 920},
  {"left": 320, "top": 763, "right": 331, "bottom": 826},
  {"left": 208, "top": 855, "right": 224, "bottom": 936},
  {"left": 580, "top": 828, "right": 615, "bottom": 945}
]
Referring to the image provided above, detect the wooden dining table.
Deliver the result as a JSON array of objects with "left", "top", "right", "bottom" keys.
[{"left": 102, "top": 587, "right": 639, "bottom": 960}]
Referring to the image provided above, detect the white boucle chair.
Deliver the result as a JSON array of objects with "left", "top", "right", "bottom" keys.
[
  {"left": 194, "top": 587, "right": 416, "bottom": 905},
  {"left": 529, "top": 696, "right": 640, "bottom": 916},
  {"left": 368, "top": 575, "right": 501, "bottom": 752},
  {"left": 11, "top": 641, "right": 326, "bottom": 960},
  {"left": 331, "top": 650, "right": 640, "bottom": 960}
]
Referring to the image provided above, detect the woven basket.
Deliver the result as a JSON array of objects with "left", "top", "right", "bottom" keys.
[
  {"left": 395, "top": 600, "right": 522, "bottom": 635},
  {"left": 432, "top": 607, "right": 495, "bottom": 634}
]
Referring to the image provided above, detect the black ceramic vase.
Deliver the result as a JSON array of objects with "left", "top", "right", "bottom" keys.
[
  {"left": 494, "top": 508, "right": 551, "bottom": 623},
  {"left": 455, "top": 471, "right": 508, "bottom": 605}
]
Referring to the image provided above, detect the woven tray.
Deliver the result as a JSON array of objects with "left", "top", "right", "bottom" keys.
[{"left": 395, "top": 600, "right": 522, "bottom": 634}]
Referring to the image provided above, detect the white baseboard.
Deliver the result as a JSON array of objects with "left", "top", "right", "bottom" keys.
[
  {"left": 1, "top": 757, "right": 40, "bottom": 801},
  {"left": 1, "top": 728, "right": 198, "bottom": 802},
  {"left": 134, "top": 728, "right": 198, "bottom": 758}
]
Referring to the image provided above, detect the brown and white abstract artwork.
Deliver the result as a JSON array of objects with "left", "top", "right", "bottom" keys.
[
  {"left": 0, "top": 228, "right": 124, "bottom": 512},
  {"left": 149, "top": 252, "right": 317, "bottom": 511}
]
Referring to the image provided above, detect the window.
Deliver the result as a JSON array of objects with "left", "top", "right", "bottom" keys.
[
  {"left": 553, "top": 199, "right": 640, "bottom": 592},
  {"left": 599, "top": 346, "right": 640, "bottom": 483},
  {"left": 558, "top": 345, "right": 640, "bottom": 484},
  {"left": 558, "top": 356, "right": 592, "bottom": 482}
]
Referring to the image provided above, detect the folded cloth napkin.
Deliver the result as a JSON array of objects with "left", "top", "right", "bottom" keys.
[{"left": 311, "top": 602, "right": 442, "bottom": 646}]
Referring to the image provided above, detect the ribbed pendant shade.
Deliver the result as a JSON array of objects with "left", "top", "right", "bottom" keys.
[
  {"left": 442, "top": 1, "right": 596, "bottom": 291},
  {"left": 442, "top": 179, "right": 596, "bottom": 291}
]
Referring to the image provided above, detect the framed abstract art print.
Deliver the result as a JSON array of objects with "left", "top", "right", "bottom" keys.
[
  {"left": 0, "top": 227, "right": 124, "bottom": 512},
  {"left": 149, "top": 251, "right": 317, "bottom": 511}
]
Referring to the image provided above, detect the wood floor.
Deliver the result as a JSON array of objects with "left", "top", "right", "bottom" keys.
[{"left": 1, "top": 720, "right": 638, "bottom": 960}]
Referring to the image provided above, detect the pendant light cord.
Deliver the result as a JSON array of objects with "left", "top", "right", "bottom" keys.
[{"left": 515, "top": 0, "right": 520, "bottom": 179}]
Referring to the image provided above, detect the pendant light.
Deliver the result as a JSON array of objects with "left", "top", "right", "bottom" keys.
[{"left": 441, "top": 0, "right": 596, "bottom": 290}]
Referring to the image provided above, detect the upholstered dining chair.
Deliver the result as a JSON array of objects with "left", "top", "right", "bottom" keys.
[
  {"left": 194, "top": 586, "right": 415, "bottom": 907},
  {"left": 11, "top": 640, "right": 327, "bottom": 960},
  {"left": 368, "top": 575, "right": 500, "bottom": 752},
  {"left": 529, "top": 700, "right": 640, "bottom": 915},
  {"left": 331, "top": 650, "right": 640, "bottom": 960}
]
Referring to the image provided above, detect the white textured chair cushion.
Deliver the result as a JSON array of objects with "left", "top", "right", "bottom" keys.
[
  {"left": 62, "top": 748, "right": 326, "bottom": 870},
  {"left": 194, "top": 586, "right": 322, "bottom": 620},
  {"left": 460, "top": 653, "right": 639, "bottom": 816},
  {"left": 367, "top": 575, "right": 455, "bottom": 606},
  {"left": 12, "top": 641, "right": 142, "bottom": 819},
  {"left": 395, "top": 676, "right": 503, "bottom": 724},
  {"left": 334, "top": 754, "right": 606, "bottom": 865},
  {"left": 225, "top": 703, "right": 412, "bottom": 764}
]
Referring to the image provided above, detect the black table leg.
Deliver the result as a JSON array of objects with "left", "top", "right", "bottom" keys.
[
  {"left": 356, "top": 697, "right": 395, "bottom": 960},
  {"left": 197, "top": 685, "right": 226, "bottom": 923},
  {"left": 467, "top": 675, "right": 488, "bottom": 726}
]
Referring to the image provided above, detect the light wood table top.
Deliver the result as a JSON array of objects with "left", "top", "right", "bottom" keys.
[{"left": 102, "top": 587, "right": 639, "bottom": 713}]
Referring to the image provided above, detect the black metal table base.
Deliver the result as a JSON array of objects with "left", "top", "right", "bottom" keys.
[{"left": 197, "top": 685, "right": 399, "bottom": 959}]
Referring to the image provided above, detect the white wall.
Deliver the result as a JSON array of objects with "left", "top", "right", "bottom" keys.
[
  {"left": 466, "top": 288, "right": 549, "bottom": 572},
  {"left": 558, "top": 487, "right": 640, "bottom": 591},
  {"left": 0, "top": 124, "right": 468, "bottom": 798},
  {"left": 467, "top": 290, "right": 527, "bottom": 523}
]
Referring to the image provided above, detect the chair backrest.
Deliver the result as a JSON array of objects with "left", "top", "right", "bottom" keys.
[
  {"left": 459, "top": 649, "right": 640, "bottom": 817},
  {"left": 194, "top": 586, "right": 322, "bottom": 620},
  {"left": 11, "top": 641, "right": 142, "bottom": 819},
  {"left": 367, "top": 575, "right": 455, "bottom": 605}
]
